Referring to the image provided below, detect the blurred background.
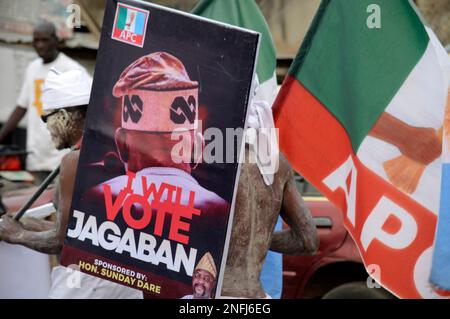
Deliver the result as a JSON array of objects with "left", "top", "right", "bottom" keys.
[{"left": 0, "top": 0, "right": 449, "bottom": 149}]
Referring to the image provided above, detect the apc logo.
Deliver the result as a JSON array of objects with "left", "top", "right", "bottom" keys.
[
  {"left": 111, "top": 3, "right": 149, "bottom": 48},
  {"left": 123, "top": 95, "right": 143, "bottom": 123},
  {"left": 170, "top": 96, "right": 196, "bottom": 125}
]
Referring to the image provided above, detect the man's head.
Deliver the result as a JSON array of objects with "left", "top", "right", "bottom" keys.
[
  {"left": 33, "top": 21, "right": 59, "bottom": 63},
  {"left": 44, "top": 106, "right": 87, "bottom": 149},
  {"left": 192, "top": 252, "right": 217, "bottom": 299},
  {"left": 112, "top": 52, "right": 201, "bottom": 172},
  {"left": 42, "top": 69, "right": 92, "bottom": 149},
  {"left": 115, "top": 129, "right": 196, "bottom": 172}
]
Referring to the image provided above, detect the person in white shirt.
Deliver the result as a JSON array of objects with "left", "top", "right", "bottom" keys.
[{"left": 0, "top": 21, "right": 87, "bottom": 183}]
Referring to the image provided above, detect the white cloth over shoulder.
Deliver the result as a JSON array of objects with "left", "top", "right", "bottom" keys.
[{"left": 246, "top": 76, "right": 279, "bottom": 185}]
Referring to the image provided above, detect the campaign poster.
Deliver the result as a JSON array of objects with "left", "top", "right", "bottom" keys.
[{"left": 60, "top": 0, "right": 259, "bottom": 299}]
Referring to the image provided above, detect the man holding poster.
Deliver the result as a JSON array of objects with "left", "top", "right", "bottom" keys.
[{"left": 0, "top": 68, "right": 143, "bottom": 298}]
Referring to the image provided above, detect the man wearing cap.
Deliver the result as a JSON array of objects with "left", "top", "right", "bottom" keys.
[
  {"left": 0, "top": 69, "right": 143, "bottom": 299},
  {"left": 182, "top": 252, "right": 217, "bottom": 299},
  {"left": 0, "top": 21, "right": 87, "bottom": 184}
]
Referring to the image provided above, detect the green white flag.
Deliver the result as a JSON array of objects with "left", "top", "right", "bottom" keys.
[
  {"left": 192, "top": 0, "right": 278, "bottom": 105},
  {"left": 274, "top": 0, "right": 450, "bottom": 299}
]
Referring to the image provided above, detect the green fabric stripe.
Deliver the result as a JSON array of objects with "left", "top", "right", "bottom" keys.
[
  {"left": 117, "top": 6, "right": 128, "bottom": 30},
  {"left": 192, "top": 0, "right": 276, "bottom": 83},
  {"left": 289, "top": 0, "right": 429, "bottom": 152}
]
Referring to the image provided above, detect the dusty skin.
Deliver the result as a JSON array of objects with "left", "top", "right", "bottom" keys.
[{"left": 221, "top": 147, "right": 319, "bottom": 298}]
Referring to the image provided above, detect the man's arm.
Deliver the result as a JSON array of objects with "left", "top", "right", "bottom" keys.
[
  {"left": 0, "top": 107, "right": 27, "bottom": 143},
  {"left": 21, "top": 217, "right": 55, "bottom": 232},
  {"left": 3, "top": 211, "right": 55, "bottom": 232},
  {"left": 270, "top": 168, "right": 319, "bottom": 255},
  {"left": 3, "top": 210, "right": 56, "bottom": 231},
  {"left": 0, "top": 151, "right": 79, "bottom": 254}
]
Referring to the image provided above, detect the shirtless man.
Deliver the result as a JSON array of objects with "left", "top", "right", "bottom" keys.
[
  {"left": 0, "top": 69, "right": 89, "bottom": 255},
  {"left": 221, "top": 96, "right": 319, "bottom": 298},
  {"left": 0, "top": 69, "right": 142, "bottom": 298}
]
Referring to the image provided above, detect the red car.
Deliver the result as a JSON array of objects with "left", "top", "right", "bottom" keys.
[{"left": 281, "top": 175, "right": 395, "bottom": 299}]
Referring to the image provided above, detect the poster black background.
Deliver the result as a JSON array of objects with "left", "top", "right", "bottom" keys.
[{"left": 63, "top": 0, "right": 259, "bottom": 295}]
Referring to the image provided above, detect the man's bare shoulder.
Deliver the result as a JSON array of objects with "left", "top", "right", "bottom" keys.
[
  {"left": 277, "top": 152, "right": 295, "bottom": 182},
  {"left": 60, "top": 150, "right": 80, "bottom": 179}
]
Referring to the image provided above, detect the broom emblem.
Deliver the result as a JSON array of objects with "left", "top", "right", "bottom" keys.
[
  {"left": 383, "top": 91, "right": 450, "bottom": 194},
  {"left": 125, "top": 11, "right": 136, "bottom": 32}
]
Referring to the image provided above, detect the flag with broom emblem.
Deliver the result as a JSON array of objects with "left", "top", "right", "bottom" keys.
[
  {"left": 382, "top": 126, "right": 443, "bottom": 195},
  {"left": 273, "top": 0, "right": 450, "bottom": 298}
]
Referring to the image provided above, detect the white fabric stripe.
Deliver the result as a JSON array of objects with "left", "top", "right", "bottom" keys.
[
  {"left": 444, "top": 90, "right": 450, "bottom": 163},
  {"left": 255, "top": 72, "right": 278, "bottom": 107},
  {"left": 248, "top": 73, "right": 279, "bottom": 185}
]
